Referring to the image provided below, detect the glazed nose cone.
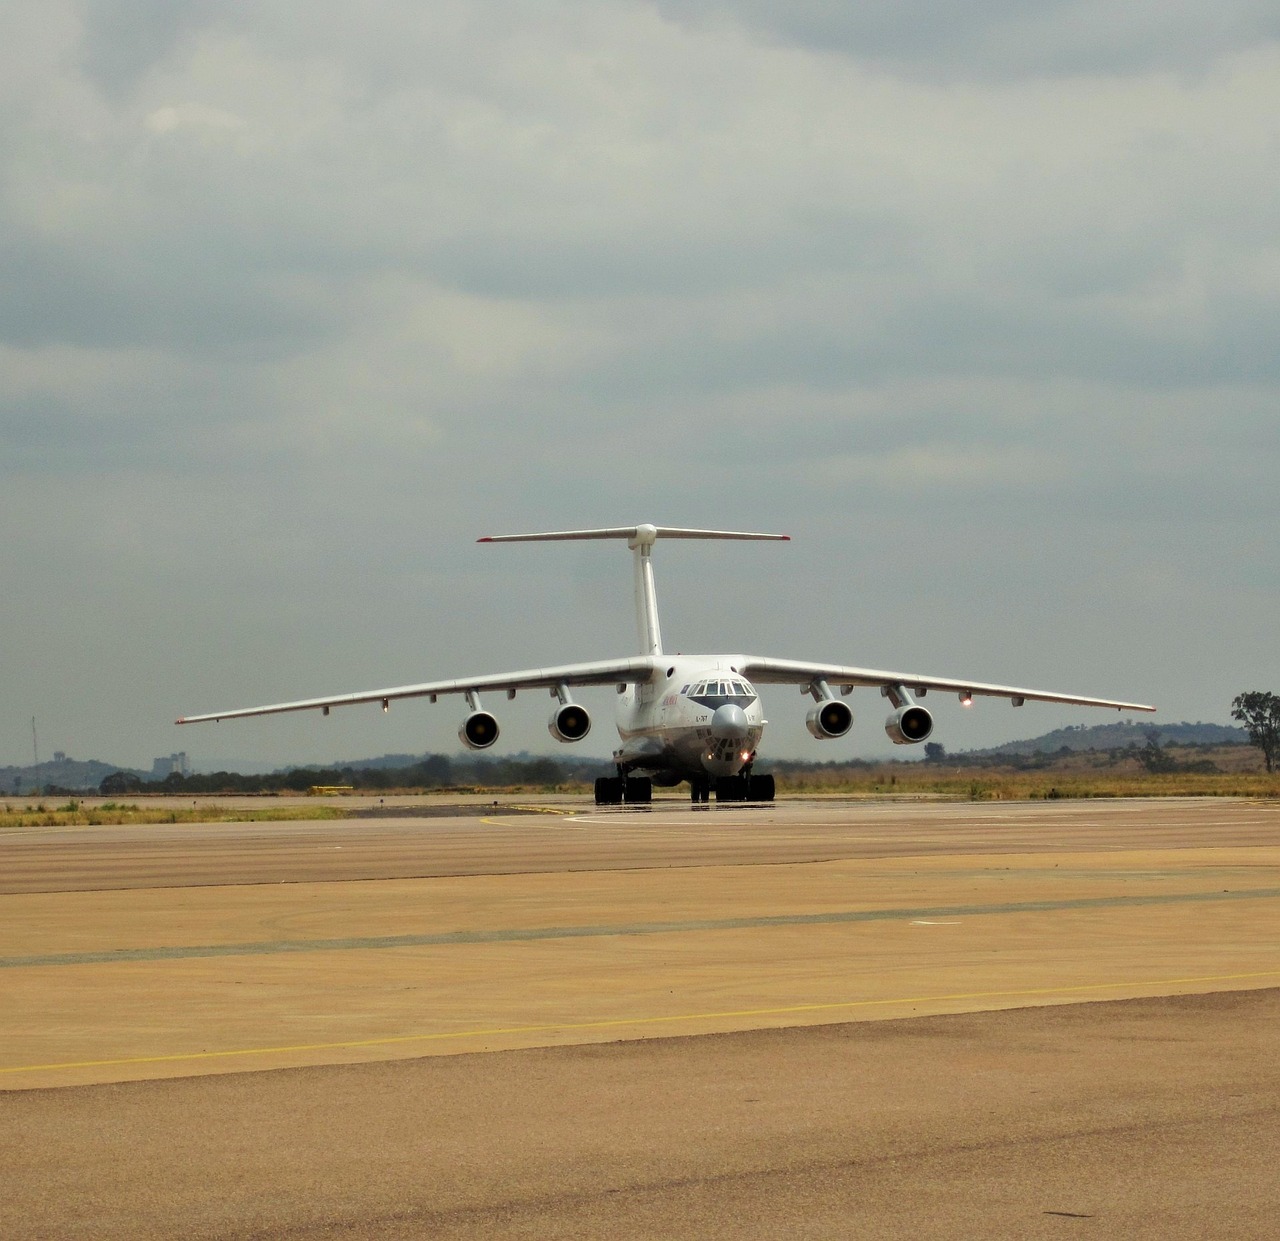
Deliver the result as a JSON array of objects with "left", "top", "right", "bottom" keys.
[{"left": 710, "top": 703, "right": 749, "bottom": 740}]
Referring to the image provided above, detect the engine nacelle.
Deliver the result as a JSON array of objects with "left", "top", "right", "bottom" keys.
[
  {"left": 548, "top": 702, "right": 591, "bottom": 743},
  {"left": 459, "top": 710, "right": 500, "bottom": 750},
  {"left": 806, "top": 698, "right": 853, "bottom": 740},
  {"left": 885, "top": 704, "right": 933, "bottom": 745}
]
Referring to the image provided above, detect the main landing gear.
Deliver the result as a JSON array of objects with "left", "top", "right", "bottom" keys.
[
  {"left": 594, "top": 771, "right": 776, "bottom": 804},
  {"left": 689, "top": 774, "right": 775, "bottom": 803},
  {"left": 594, "top": 774, "right": 651, "bottom": 805}
]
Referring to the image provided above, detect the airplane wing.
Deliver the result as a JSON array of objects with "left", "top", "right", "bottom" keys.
[
  {"left": 732, "top": 656, "right": 1155, "bottom": 712},
  {"left": 176, "top": 656, "right": 660, "bottom": 724}
]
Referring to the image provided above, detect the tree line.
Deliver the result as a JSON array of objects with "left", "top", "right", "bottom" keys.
[{"left": 99, "top": 753, "right": 587, "bottom": 795}]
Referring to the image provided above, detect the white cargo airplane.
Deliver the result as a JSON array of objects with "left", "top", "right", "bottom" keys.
[{"left": 178, "top": 525, "right": 1154, "bottom": 803}]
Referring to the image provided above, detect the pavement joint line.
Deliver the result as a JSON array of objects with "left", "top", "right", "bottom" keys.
[
  {"left": 4, "top": 887, "right": 1280, "bottom": 971},
  {"left": 5, "top": 969, "right": 1280, "bottom": 1078}
]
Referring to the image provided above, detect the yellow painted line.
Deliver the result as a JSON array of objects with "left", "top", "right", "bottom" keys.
[
  {"left": 502, "top": 805, "right": 578, "bottom": 816},
  {"left": 4, "top": 968, "right": 1280, "bottom": 1079}
]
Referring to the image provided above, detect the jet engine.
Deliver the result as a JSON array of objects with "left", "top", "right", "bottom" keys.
[
  {"left": 459, "top": 710, "right": 500, "bottom": 750},
  {"left": 806, "top": 698, "right": 853, "bottom": 740},
  {"left": 885, "top": 704, "right": 933, "bottom": 744},
  {"left": 548, "top": 702, "right": 591, "bottom": 743}
]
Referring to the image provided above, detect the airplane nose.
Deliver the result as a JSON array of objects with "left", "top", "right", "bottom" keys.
[{"left": 710, "top": 703, "right": 749, "bottom": 740}]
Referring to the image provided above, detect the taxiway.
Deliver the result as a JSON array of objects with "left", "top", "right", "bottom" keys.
[{"left": 2, "top": 795, "right": 1278, "bottom": 1237}]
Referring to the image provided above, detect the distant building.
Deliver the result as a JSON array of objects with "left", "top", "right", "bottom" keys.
[
  {"left": 53, "top": 751, "right": 66, "bottom": 763},
  {"left": 151, "top": 752, "right": 190, "bottom": 779}
]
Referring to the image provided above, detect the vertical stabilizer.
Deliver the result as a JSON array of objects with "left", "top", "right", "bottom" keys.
[
  {"left": 478, "top": 524, "right": 789, "bottom": 656},
  {"left": 628, "top": 525, "right": 663, "bottom": 656}
]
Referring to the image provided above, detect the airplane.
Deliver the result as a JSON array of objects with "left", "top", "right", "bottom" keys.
[{"left": 177, "top": 524, "right": 1155, "bottom": 804}]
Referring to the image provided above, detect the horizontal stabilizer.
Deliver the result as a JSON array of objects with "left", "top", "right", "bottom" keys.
[{"left": 479, "top": 524, "right": 788, "bottom": 544}]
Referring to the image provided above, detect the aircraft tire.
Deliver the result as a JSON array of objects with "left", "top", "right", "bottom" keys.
[
  {"left": 595, "top": 776, "right": 624, "bottom": 805},
  {"left": 715, "top": 777, "right": 746, "bottom": 802},
  {"left": 748, "top": 774, "right": 775, "bottom": 802},
  {"left": 623, "top": 776, "right": 652, "bottom": 804}
]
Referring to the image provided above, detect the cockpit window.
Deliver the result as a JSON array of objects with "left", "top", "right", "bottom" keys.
[{"left": 687, "top": 677, "right": 758, "bottom": 710}]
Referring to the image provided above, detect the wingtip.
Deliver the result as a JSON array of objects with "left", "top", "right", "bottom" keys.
[{"left": 476, "top": 537, "right": 493, "bottom": 543}]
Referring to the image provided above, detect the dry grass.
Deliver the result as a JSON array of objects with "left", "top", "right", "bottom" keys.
[
  {"left": 773, "top": 766, "right": 1280, "bottom": 800},
  {"left": 0, "top": 801, "right": 348, "bottom": 829}
]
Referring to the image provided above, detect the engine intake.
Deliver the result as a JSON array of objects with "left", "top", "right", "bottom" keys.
[
  {"left": 885, "top": 704, "right": 933, "bottom": 745},
  {"left": 806, "top": 698, "right": 853, "bottom": 740},
  {"left": 548, "top": 702, "right": 591, "bottom": 743},
  {"left": 459, "top": 710, "right": 500, "bottom": 750}
]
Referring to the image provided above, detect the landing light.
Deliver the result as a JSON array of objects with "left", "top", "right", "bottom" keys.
[{"left": 959, "top": 691, "right": 974, "bottom": 707}]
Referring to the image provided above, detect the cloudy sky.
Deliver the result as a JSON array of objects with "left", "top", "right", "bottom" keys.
[{"left": 3, "top": 1, "right": 1278, "bottom": 772}]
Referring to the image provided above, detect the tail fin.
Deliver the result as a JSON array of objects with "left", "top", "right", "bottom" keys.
[{"left": 479, "top": 524, "right": 790, "bottom": 656}]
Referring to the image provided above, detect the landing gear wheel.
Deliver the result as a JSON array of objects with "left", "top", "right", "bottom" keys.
[
  {"left": 594, "top": 776, "right": 624, "bottom": 805},
  {"left": 715, "top": 776, "right": 748, "bottom": 802},
  {"left": 623, "top": 776, "right": 652, "bottom": 804},
  {"left": 747, "top": 774, "right": 775, "bottom": 802}
]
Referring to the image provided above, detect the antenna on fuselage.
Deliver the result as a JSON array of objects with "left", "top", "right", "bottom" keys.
[{"left": 478, "top": 524, "right": 790, "bottom": 657}]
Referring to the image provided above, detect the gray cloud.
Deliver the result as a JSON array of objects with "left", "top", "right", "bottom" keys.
[
  {"left": 653, "top": 1, "right": 1280, "bottom": 78},
  {"left": 76, "top": 0, "right": 222, "bottom": 96},
  {"left": 1, "top": 1, "right": 1277, "bottom": 768}
]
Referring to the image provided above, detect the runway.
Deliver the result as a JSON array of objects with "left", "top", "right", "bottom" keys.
[{"left": 3, "top": 795, "right": 1279, "bottom": 1237}]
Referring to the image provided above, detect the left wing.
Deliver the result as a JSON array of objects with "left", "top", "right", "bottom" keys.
[
  {"left": 733, "top": 656, "right": 1155, "bottom": 712},
  {"left": 176, "top": 656, "right": 660, "bottom": 724}
]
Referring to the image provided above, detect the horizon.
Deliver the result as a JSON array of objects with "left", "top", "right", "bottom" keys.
[{"left": 3, "top": 717, "right": 1248, "bottom": 784}]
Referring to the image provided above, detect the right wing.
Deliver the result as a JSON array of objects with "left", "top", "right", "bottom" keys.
[
  {"left": 734, "top": 655, "right": 1155, "bottom": 712},
  {"left": 176, "top": 656, "right": 660, "bottom": 724}
]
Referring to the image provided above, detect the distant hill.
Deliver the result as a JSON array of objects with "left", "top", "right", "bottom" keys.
[
  {"left": 2, "top": 748, "right": 616, "bottom": 795},
  {"left": 965, "top": 720, "right": 1246, "bottom": 758},
  {"left": 1, "top": 758, "right": 150, "bottom": 796}
]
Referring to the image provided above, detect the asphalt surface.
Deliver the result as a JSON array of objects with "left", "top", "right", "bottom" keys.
[{"left": 2, "top": 795, "right": 1279, "bottom": 1238}]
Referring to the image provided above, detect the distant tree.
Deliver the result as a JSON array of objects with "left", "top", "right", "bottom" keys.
[
  {"left": 923, "top": 742, "right": 946, "bottom": 763},
  {"left": 1137, "top": 731, "right": 1178, "bottom": 774},
  {"left": 1231, "top": 692, "right": 1280, "bottom": 773},
  {"left": 100, "top": 771, "right": 143, "bottom": 795}
]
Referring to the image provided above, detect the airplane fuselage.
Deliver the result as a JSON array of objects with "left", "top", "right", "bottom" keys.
[{"left": 615, "top": 656, "right": 767, "bottom": 782}]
